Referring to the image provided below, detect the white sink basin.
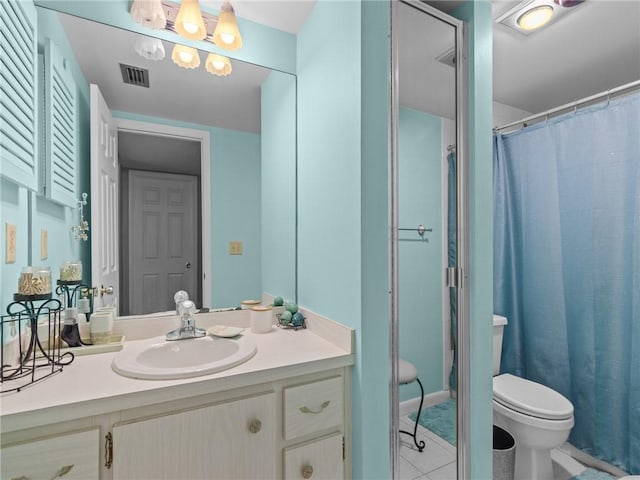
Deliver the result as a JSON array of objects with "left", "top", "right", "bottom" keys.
[{"left": 112, "top": 335, "right": 257, "bottom": 380}]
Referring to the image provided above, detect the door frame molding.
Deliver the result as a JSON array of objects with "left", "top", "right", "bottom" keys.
[{"left": 115, "top": 118, "right": 212, "bottom": 308}]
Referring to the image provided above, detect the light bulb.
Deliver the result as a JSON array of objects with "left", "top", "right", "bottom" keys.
[
  {"left": 183, "top": 21, "right": 199, "bottom": 34},
  {"left": 517, "top": 5, "right": 554, "bottom": 30},
  {"left": 179, "top": 51, "right": 193, "bottom": 63},
  {"left": 220, "top": 32, "right": 235, "bottom": 45}
]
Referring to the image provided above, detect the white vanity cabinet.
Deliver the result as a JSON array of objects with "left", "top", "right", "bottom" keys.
[
  {"left": 0, "top": 428, "right": 100, "bottom": 480},
  {"left": 112, "top": 392, "right": 277, "bottom": 479},
  {"left": 281, "top": 376, "right": 347, "bottom": 480}
]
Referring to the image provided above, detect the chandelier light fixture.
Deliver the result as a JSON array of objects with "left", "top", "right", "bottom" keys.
[
  {"left": 174, "top": 0, "right": 207, "bottom": 40},
  {"left": 205, "top": 53, "right": 232, "bottom": 76},
  {"left": 171, "top": 44, "right": 200, "bottom": 69},
  {"left": 130, "top": 0, "right": 167, "bottom": 30},
  {"left": 212, "top": 1, "right": 243, "bottom": 50},
  {"left": 134, "top": 36, "right": 166, "bottom": 60}
]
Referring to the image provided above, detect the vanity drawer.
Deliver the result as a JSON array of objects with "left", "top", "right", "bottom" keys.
[
  {"left": 1, "top": 428, "right": 99, "bottom": 480},
  {"left": 284, "top": 433, "right": 344, "bottom": 480},
  {"left": 284, "top": 376, "right": 344, "bottom": 440}
]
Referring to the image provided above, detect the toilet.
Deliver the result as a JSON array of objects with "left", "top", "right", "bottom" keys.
[{"left": 493, "top": 314, "right": 575, "bottom": 480}]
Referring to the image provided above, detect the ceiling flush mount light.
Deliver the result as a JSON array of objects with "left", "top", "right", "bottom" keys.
[
  {"left": 134, "top": 36, "right": 166, "bottom": 61},
  {"left": 212, "top": 1, "right": 243, "bottom": 51},
  {"left": 171, "top": 44, "right": 200, "bottom": 69},
  {"left": 205, "top": 53, "right": 232, "bottom": 76},
  {"left": 130, "top": 0, "right": 167, "bottom": 29},
  {"left": 175, "top": 0, "right": 207, "bottom": 40},
  {"left": 496, "top": 0, "right": 586, "bottom": 35},
  {"left": 517, "top": 5, "right": 554, "bottom": 30}
]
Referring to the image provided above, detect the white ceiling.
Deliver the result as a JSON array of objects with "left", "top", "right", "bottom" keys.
[{"left": 59, "top": 0, "right": 640, "bottom": 134}]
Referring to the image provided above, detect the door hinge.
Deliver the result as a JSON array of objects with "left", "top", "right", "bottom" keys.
[
  {"left": 342, "top": 436, "right": 345, "bottom": 460},
  {"left": 105, "top": 432, "right": 113, "bottom": 469}
]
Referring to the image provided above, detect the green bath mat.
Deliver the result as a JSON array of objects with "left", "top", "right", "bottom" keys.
[{"left": 409, "top": 398, "right": 456, "bottom": 446}]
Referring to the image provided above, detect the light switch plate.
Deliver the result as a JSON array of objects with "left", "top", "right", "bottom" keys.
[
  {"left": 229, "top": 241, "right": 243, "bottom": 255},
  {"left": 41, "top": 229, "right": 48, "bottom": 260},
  {"left": 5, "top": 223, "right": 16, "bottom": 263}
]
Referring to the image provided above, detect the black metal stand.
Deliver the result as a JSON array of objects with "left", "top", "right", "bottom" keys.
[
  {"left": 400, "top": 377, "right": 426, "bottom": 452},
  {"left": 55, "top": 280, "right": 92, "bottom": 310},
  {"left": 2, "top": 294, "right": 74, "bottom": 393}
]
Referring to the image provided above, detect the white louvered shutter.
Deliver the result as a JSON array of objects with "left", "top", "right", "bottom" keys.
[{"left": 0, "top": 0, "right": 39, "bottom": 190}]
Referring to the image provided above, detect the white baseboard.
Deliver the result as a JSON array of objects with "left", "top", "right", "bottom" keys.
[{"left": 399, "top": 390, "right": 451, "bottom": 418}]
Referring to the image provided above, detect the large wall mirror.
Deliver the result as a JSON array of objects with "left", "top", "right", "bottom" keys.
[
  {"left": 391, "top": 1, "right": 467, "bottom": 478},
  {"left": 32, "top": 5, "right": 297, "bottom": 318}
]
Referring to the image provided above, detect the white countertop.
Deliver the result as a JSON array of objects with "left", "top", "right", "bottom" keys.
[{"left": 1, "top": 309, "right": 354, "bottom": 434}]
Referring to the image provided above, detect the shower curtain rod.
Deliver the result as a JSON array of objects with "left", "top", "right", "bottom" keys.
[{"left": 494, "top": 79, "right": 640, "bottom": 133}]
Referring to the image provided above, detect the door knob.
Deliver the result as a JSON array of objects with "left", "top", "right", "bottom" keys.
[
  {"left": 185, "top": 262, "right": 191, "bottom": 269},
  {"left": 99, "top": 285, "right": 114, "bottom": 297}
]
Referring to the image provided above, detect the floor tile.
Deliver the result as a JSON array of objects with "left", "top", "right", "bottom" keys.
[
  {"left": 399, "top": 456, "right": 424, "bottom": 480},
  {"left": 425, "top": 461, "right": 457, "bottom": 480}
]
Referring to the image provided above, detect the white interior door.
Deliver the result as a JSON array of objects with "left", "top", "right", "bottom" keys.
[
  {"left": 90, "top": 84, "right": 119, "bottom": 312},
  {"left": 128, "top": 170, "right": 198, "bottom": 315}
]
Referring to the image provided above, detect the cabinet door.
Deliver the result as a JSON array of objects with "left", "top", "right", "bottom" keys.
[
  {"left": 0, "top": 0, "right": 39, "bottom": 190},
  {"left": 0, "top": 428, "right": 100, "bottom": 480},
  {"left": 113, "top": 392, "right": 276, "bottom": 479},
  {"left": 42, "top": 38, "right": 78, "bottom": 207},
  {"left": 284, "top": 433, "right": 344, "bottom": 480}
]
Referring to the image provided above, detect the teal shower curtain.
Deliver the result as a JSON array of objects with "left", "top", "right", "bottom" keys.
[
  {"left": 447, "top": 151, "right": 457, "bottom": 392},
  {"left": 493, "top": 93, "right": 640, "bottom": 473}
]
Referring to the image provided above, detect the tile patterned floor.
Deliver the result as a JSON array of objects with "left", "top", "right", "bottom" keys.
[
  {"left": 398, "top": 416, "right": 457, "bottom": 480},
  {"left": 397, "top": 415, "right": 613, "bottom": 480}
]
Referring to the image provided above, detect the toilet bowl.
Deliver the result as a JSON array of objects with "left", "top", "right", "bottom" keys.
[{"left": 493, "top": 315, "right": 575, "bottom": 480}]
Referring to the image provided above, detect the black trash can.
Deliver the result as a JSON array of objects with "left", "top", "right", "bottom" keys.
[{"left": 493, "top": 425, "right": 516, "bottom": 480}]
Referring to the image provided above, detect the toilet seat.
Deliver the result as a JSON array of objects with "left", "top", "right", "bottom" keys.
[{"left": 493, "top": 374, "right": 573, "bottom": 421}]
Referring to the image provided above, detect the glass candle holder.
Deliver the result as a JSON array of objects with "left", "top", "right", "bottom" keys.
[
  {"left": 60, "top": 260, "right": 82, "bottom": 282},
  {"left": 18, "top": 266, "right": 51, "bottom": 295}
]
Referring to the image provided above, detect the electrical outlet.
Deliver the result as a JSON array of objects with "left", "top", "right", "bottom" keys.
[
  {"left": 41, "top": 229, "right": 48, "bottom": 260},
  {"left": 5, "top": 223, "right": 16, "bottom": 263},
  {"left": 229, "top": 241, "right": 243, "bottom": 255}
]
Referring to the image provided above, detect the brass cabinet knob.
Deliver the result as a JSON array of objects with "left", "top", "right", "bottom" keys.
[
  {"left": 301, "top": 465, "right": 313, "bottom": 479},
  {"left": 248, "top": 419, "right": 262, "bottom": 434}
]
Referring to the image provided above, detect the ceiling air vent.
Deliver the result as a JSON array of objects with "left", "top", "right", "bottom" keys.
[{"left": 120, "top": 63, "right": 150, "bottom": 88}]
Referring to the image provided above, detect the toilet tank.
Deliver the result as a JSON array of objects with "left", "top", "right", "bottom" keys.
[{"left": 493, "top": 314, "right": 508, "bottom": 376}]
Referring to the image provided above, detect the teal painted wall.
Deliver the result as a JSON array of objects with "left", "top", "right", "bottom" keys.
[
  {"left": 454, "top": 2, "right": 494, "bottom": 478},
  {"left": 34, "top": 0, "right": 296, "bottom": 74},
  {"left": 261, "top": 71, "right": 297, "bottom": 303},
  {"left": 112, "top": 111, "right": 262, "bottom": 309},
  {"left": 398, "top": 107, "right": 443, "bottom": 401},
  {"left": 297, "top": 0, "right": 391, "bottom": 478},
  {"left": 0, "top": 181, "right": 30, "bottom": 315},
  {"left": 359, "top": 1, "right": 392, "bottom": 478}
]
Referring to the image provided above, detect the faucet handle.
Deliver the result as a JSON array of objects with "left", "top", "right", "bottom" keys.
[{"left": 179, "top": 300, "right": 197, "bottom": 316}]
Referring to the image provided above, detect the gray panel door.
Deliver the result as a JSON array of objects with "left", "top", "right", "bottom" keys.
[{"left": 128, "top": 170, "right": 198, "bottom": 315}]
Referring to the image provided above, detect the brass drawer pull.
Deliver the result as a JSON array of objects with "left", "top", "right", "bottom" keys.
[
  {"left": 300, "top": 400, "right": 330, "bottom": 414},
  {"left": 248, "top": 419, "right": 262, "bottom": 434},
  {"left": 301, "top": 464, "right": 313, "bottom": 479}
]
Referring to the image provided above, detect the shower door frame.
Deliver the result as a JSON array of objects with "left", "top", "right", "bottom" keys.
[{"left": 389, "top": 2, "right": 469, "bottom": 478}]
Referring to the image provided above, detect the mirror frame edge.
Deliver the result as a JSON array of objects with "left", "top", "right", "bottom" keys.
[{"left": 389, "top": 2, "right": 468, "bottom": 478}]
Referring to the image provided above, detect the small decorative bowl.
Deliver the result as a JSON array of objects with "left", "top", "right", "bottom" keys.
[{"left": 276, "top": 313, "right": 306, "bottom": 331}]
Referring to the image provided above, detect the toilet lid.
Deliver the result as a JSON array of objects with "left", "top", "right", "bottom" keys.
[{"left": 493, "top": 374, "right": 573, "bottom": 420}]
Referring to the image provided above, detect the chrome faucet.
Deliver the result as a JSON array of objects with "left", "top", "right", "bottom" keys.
[
  {"left": 166, "top": 300, "right": 206, "bottom": 341},
  {"left": 174, "top": 290, "right": 189, "bottom": 316}
]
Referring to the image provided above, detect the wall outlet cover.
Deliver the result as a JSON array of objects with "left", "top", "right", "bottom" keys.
[
  {"left": 229, "top": 241, "right": 243, "bottom": 255},
  {"left": 41, "top": 229, "right": 48, "bottom": 260},
  {"left": 5, "top": 223, "right": 17, "bottom": 263}
]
